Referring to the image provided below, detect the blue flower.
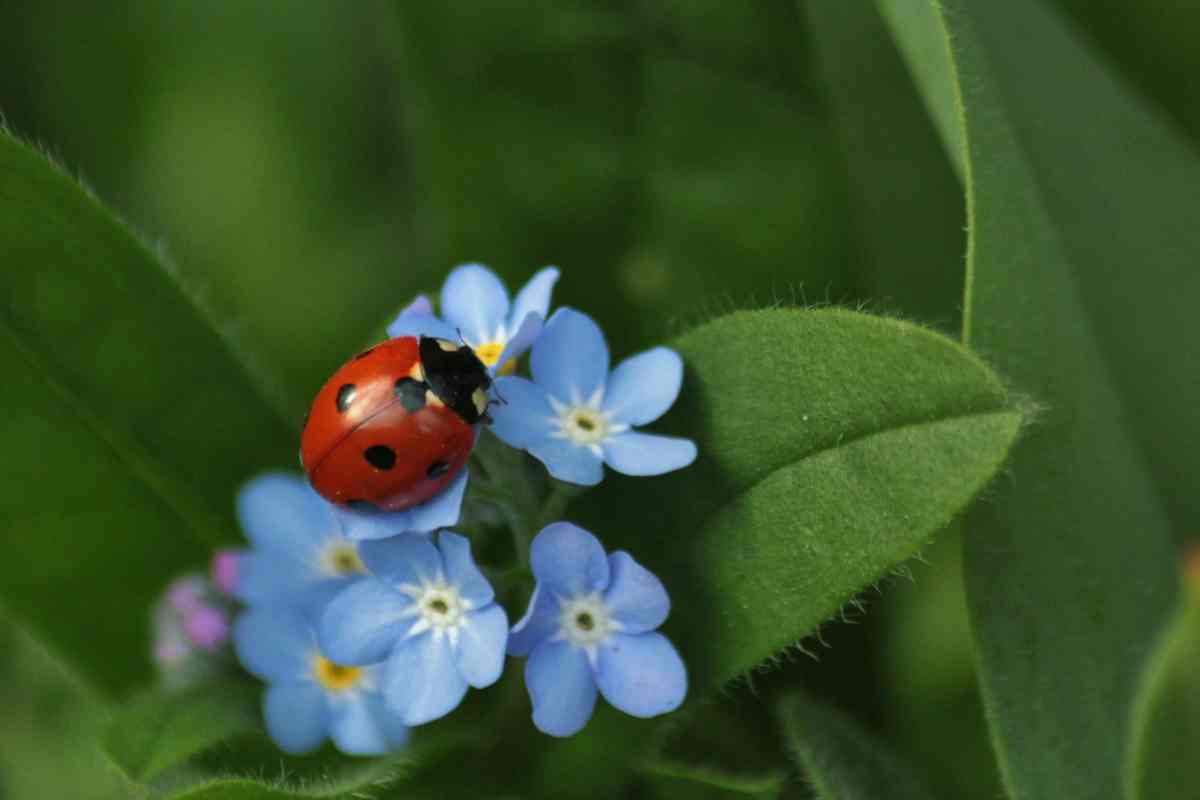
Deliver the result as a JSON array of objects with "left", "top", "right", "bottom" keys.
[
  {"left": 233, "top": 606, "right": 410, "bottom": 755},
  {"left": 235, "top": 473, "right": 370, "bottom": 613},
  {"left": 489, "top": 308, "right": 697, "bottom": 485},
  {"left": 387, "top": 263, "right": 559, "bottom": 373},
  {"left": 319, "top": 532, "right": 508, "bottom": 726},
  {"left": 508, "top": 522, "right": 687, "bottom": 737}
]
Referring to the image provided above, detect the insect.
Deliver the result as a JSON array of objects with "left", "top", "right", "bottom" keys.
[{"left": 300, "top": 336, "right": 492, "bottom": 512}]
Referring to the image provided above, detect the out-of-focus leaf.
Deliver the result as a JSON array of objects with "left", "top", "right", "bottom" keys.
[
  {"left": 804, "top": 0, "right": 965, "bottom": 331},
  {"left": 0, "top": 130, "right": 294, "bottom": 692},
  {"left": 779, "top": 692, "right": 935, "bottom": 799},
  {"left": 578, "top": 307, "right": 1021, "bottom": 691},
  {"left": 880, "top": 0, "right": 1199, "bottom": 796},
  {"left": 103, "top": 681, "right": 258, "bottom": 784},
  {"left": 1125, "top": 564, "right": 1200, "bottom": 800}
]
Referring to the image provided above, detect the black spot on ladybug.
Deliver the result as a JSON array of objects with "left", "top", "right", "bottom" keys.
[
  {"left": 345, "top": 499, "right": 371, "bottom": 510},
  {"left": 336, "top": 383, "right": 357, "bottom": 412},
  {"left": 364, "top": 445, "right": 397, "bottom": 471},
  {"left": 394, "top": 378, "right": 426, "bottom": 413},
  {"left": 353, "top": 347, "right": 376, "bottom": 360},
  {"left": 427, "top": 460, "right": 449, "bottom": 478}
]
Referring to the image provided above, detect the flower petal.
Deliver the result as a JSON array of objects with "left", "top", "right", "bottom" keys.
[
  {"left": 508, "top": 266, "right": 560, "bottom": 329},
  {"left": 602, "top": 432, "right": 697, "bottom": 477},
  {"left": 319, "top": 578, "right": 414, "bottom": 666},
  {"left": 602, "top": 552, "right": 669, "bottom": 634},
  {"left": 526, "top": 640, "right": 597, "bottom": 737},
  {"left": 383, "top": 631, "right": 469, "bottom": 725},
  {"left": 531, "top": 308, "right": 609, "bottom": 406},
  {"left": 454, "top": 604, "right": 508, "bottom": 688},
  {"left": 529, "top": 522, "right": 610, "bottom": 597},
  {"left": 529, "top": 438, "right": 605, "bottom": 486},
  {"left": 264, "top": 684, "right": 327, "bottom": 755},
  {"left": 336, "top": 469, "right": 468, "bottom": 540},
  {"left": 437, "top": 532, "right": 494, "bottom": 608},
  {"left": 233, "top": 550, "right": 338, "bottom": 612},
  {"left": 386, "top": 312, "right": 459, "bottom": 342},
  {"left": 400, "top": 294, "right": 434, "bottom": 317},
  {"left": 358, "top": 535, "right": 444, "bottom": 588},
  {"left": 494, "top": 312, "right": 542, "bottom": 373},
  {"left": 364, "top": 692, "right": 411, "bottom": 748},
  {"left": 328, "top": 694, "right": 390, "bottom": 756},
  {"left": 440, "top": 263, "right": 510, "bottom": 345},
  {"left": 233, "top": 608, "right": 315, "bottom": 683},
  {"left": 489, "top": 377, "right": 554, "bottom": 449},
  {"left": 602, "top": 347, "right": 684, "bottom": 426},
  {"left": 507, "top": 584, "right": 560, "bottom": 657},
  {"left": 595, "top": 632, "right": 687, "bottom": 719},
  {"left": 236, "top": 472, "right": 334, "bottom": 557}
]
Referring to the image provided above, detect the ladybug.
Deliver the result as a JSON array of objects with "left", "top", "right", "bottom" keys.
[{"left": 301, "top": 336, "right": 492, "bottom": 512}]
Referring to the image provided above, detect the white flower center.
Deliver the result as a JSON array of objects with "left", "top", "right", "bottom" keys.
[
  {"left": 548, "top": 391, "right": 628, "bottom": 451},
  {"left": 320, "top": 541, "right": 365, "bottom": 577},
  {"left": 416, "top": 582, "right": 466, "bottom": 629},
  {"left": 557, "top": 593, "right": 615, "bottom": 649}
]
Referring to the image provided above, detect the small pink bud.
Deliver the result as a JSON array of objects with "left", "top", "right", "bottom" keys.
[
  {"left": 166, "top": 575, "right": 206, "bottom": 614},
  {"left": 211, "top": 549, "right": 243, "bottom": 596},
  {"left": 184, "top": 606, "right": 230, "bottom": 651},
  {"left": 154, "top": 640, "right": 190, "bottom": 666}
]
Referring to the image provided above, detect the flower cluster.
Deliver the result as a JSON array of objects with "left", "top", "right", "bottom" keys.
[
  {"left": 156, "top": 264, "right": 696, "bottom": 755},
  {"left": 151, "top": 559, "right": 238, "bottom": 689}
]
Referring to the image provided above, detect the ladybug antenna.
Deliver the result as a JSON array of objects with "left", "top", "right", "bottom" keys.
[
  {"left": 455, "top": 327, "right": 468, "bottom": 347},
  {"left": 491, "top": 382, "right": 509, "bottom": 406}
]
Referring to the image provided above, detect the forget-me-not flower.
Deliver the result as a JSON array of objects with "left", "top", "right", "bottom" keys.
[
  {"left": 508, "top": 522, "right": 687, "bottom": 737},
  {"left": 387, "top": 263, "right": 559, "bottom": 373},
  {"left": 233, "top": 606, "right": 410, "bottom": 755},
  {"left": 319, "top": 532, "right": 508, "bottom": 726},
  {"left": 489, "top": 308, "right": 697, "bottom": 485},
  {"left": 332, "top": 469, "right": 470, "bottom": 542},
  {"left": 235, "top": 473, "right": 370, "bottom": 613}
]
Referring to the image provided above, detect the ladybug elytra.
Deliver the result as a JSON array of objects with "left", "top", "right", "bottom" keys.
[{"left": 300, "top": 336, "right": 491, "bottom": 512}]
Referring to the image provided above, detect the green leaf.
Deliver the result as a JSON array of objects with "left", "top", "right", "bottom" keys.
[
  {"left": 879, "top": 1, "right": 1199, "bottom": 796},
  {"left": 103, "top": 681, "right": 258, "bottom": 784},
  {"left": 577, "top": 307, "right": 1022, "bottom": 691},
  {"left": 779, "top": 692, "right": 936, "bottom": 799},
  {"left": 0, "top": 129, "right": 295, "bottom": 693},
  {"left": 1126, "top": 570, "right": 1200, "bottom": 800}
]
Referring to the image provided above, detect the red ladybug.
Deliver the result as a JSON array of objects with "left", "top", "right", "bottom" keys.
[{"left": 301, "top": 336, "right": 491, "bottom": 512}]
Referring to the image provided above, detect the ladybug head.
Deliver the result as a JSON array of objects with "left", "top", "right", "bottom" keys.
[{"left": 419, "top": 337, "right": 493, "bottom": 425}]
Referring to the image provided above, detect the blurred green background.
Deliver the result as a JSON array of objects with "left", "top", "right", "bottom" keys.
[{"left": 0, "top": 1, "right": 1196, "bottom": 797}]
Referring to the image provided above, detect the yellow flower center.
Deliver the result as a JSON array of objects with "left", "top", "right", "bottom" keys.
[
  {"left": 313, "top": 656, "right": 363, "bottom": 692},
  {"left": 473, "top": 341, "right": 505, "bottom": 367},
  {"left": 322, "top": 543, "right": 365, "bottom": 576}
]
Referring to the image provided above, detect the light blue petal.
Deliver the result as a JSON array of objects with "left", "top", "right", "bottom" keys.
[
  {"left": 493, "top": 312, "right": 542, "bottom": 373},
  {"left": 400, "top": 294, "right": 434, "bottom": 317},
  {"left": 529, "top": 522, "right": 610, "bottom": 597},
  {"left": 385, "top": 312, "right": 459, "bottom": 342},
  {"left": 489, "top": 378, "right": 554, "bottom": 449},
  {"left": 601, "top": 348, "right": 684, "bottom": 426},
  {"left": 507, "top": 584, "right": 561, "bottom": 657},
  {"left": 364, "top": 693, "right": 411, "bottom": 749},
  {"left": 508, "top": 267, "right": 560, "bottom": 330},
  {"left": 336, "top": 469, "right": 468, "bottom": 540},
  {"left": 319, "top": 578, "right": 414, "bottom": 666},
  {"left": 454, "top": 604, "right": 508, "bottom": 688},
  {"left": 233, "top": 549, "right": 313, "bottom": 606},
  {"left": 602, "top": 432, "right": 697, "bottom": 477},
  {"left": 383, "top": 631, "right": 469, "bottom": 726},
  {"left": 328, "top": 694, "right": 389, "bottom": 756},
  {"left": 530, "top": 308, "right": 610, "bottom": 406},
  {"left": 437, "top": 532, "right": 494, "bottom": 607},
  {"left": 236, "top": 473, "right": 334, "bottom": 557},
  {"left": 526, "top": 640, "right": 597, "bottom": 737},
  {"left": 529, "top": 438, "right": 605, "bottom": 486},
  {"left": 358, "top": 535, "right": 444, "bottom": 587},
  {"left": 595, "top": 632, "right": 687, "bottom": 719},
  {"left": 440, "top": 263, "right": 510, "bottom": 345},
  {"left": 602, "top": 552, "right": 670, "bottom": 634},
  {"left": 233, "top": 608, "right": 315, "bottom": 683},
  {"left": 264, "top": 684, "right": 327, "bottom": 755}
]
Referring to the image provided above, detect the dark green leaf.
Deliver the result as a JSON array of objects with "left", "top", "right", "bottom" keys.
[
  {"left": 578, "top": 308, "right": 1021, "bottom": 691},
  {"left": 0, "top": 129, "right": 294, "bottom": 693},
  {"left": 779, "top": 692, "right": 936, "bottom": 799},
  {"left": 879, "top": 1, "right": 1198, "bottom": 796},
  {"left": 1126, "top": 570, "right": 1200, "bottom": 800}
]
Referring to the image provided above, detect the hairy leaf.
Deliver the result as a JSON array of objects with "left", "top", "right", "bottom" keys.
[
  {"left": 578, "top": 308, "right": 1021, "bottom": 691},
  {"left": 780, "top": 692, "right": 935, "bottom": 799},
  {"left": 880, "top": 1, "right": 1197, "bottom": 796},
  {"left": 0, "top": 130, "right": 294, "bottom": 692}
]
